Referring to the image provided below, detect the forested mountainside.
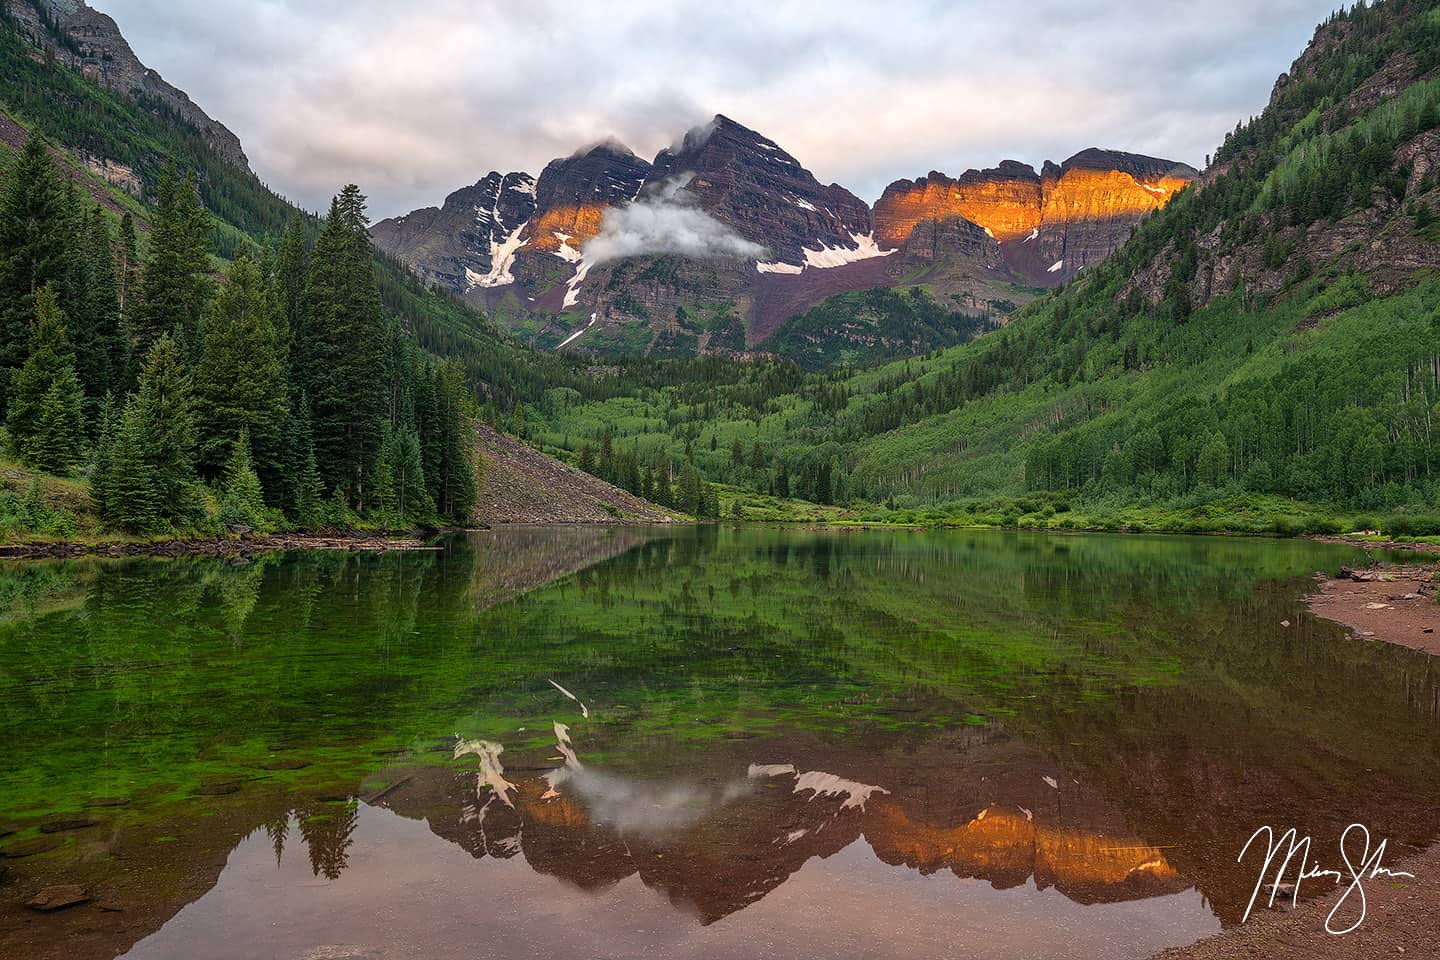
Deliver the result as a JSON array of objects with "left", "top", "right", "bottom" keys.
[
  {"left": 531, "top": 0, "right": 1440, "bottom": 526},
  {"left": 373, "top": 115, "right": 1194, "bottom": 365}
]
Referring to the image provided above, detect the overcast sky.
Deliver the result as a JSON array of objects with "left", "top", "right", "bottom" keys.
[{"left": 92, "top": 1, "right": 1338, "bottom": 219}]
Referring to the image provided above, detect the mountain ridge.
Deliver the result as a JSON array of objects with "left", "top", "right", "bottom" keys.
[{"left": 372, "top": 115, "right": 1196, "bottom": 363}]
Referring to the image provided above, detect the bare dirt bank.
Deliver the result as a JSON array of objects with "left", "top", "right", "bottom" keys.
[{"left": 1306, "top": 563, "right": 1440, "bottom": 656}]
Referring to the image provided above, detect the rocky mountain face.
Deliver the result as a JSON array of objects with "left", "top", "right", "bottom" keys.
[
  {"left": 3, "top": 0, "right": 250, "bottom": 171},
  {"left": 652, "top": 115, "right": 873, "bottom": 263},
  {"left": 373, "top": 115, "right": 1196, "bottom": 360},
  {"left": 370, "top": 171, "right": 537, "bottom": 292},
  {"left": 873, "top": 151, "right": 1197, "bottom": 281}
]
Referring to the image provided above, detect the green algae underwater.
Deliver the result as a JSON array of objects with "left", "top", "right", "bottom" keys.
[{"left": 0, "top": 526, "right": 1436, "bottom": 960}]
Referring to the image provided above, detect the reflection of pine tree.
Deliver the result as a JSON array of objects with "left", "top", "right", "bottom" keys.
[
  {"left": 262, "top": 812, "right": 291, "bottom": 867},
  {"left": 297, "top": 799, "right": 358, "bottom": 880}
]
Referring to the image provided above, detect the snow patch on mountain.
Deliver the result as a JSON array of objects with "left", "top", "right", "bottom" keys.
[
  {"left": 802, "top": 232, "right": 895, "bottom": 269},
  {"left": 756, "top": 232, "right": 894, "bottom": 275},
  {"left": 563, "top": 261, "right": 591, "bottom": 308},
  {"left": 1047, "top": 259, "right": 1064, "bottom": 273},
  {"left": 552, "top": 233, "right": 584, "bottom": 264},
  {"left": 557, "top": 312, "right": 597, "bottom": 349},
  {"left": 466, "top": 221, "right": 528, "bottom": 289}
]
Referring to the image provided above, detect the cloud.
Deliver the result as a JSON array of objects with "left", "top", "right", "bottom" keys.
[
  {"left": 91, "top": 0, "right": 1338, "bottom": 217},
  {"left": 581, "top": 174, "right": 767, "bottom": 266}
]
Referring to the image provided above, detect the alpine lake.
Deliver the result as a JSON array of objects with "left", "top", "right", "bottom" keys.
[{"left": 0, "top": 526, "right": 1437, "bottom": 960}]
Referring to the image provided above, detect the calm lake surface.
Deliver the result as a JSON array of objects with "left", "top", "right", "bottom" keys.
[{"left": 1, "top": 527, "right": 1437, "bottom": 960}]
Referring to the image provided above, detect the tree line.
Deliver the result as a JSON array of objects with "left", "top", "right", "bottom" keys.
[{"left": 0, "top": 133, "right": 475, "bottom": 534}]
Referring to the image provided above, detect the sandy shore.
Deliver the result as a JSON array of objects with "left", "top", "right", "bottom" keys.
[{"left": 1153, "top": 841, "right": 1439, "bottom": 959}]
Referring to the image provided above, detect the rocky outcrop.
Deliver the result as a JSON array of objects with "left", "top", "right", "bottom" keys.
[
  {"left": 874, "top": 161, "right": 1043, "bottom": 246},
  {"left": 872, "top": 150, "right": 1197, "bottom": 281},
  {"left": 4, "top": 0, "right": 251, "bottom": 171},
  {"left": 519, "top": 140, "right": 650, "bottom": 256}
]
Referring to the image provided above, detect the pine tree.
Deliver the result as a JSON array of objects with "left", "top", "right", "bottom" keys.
[
  {"left": 816, "top": 461, "right": 833, "bottom": 505},
  {"left": 116, "top": 211, "right": 139, "bottom": 324},
  {"left": 388, "top": 424, "right": 434, "bottom": 524},
  {"left": 374, "top": 432, "right": 397, "bottom": 526},
  {"left": 106, "top": 412, "right": 160, "bottom": 532},
  {"left": 0, "top": 133, "right": 70, "bottom": 406},
  {"left": 679, "top": 461, "right": 703, "bottom": 517},
  {"left": 272, "top": 216, "right": 308, "bottom": 366},
  {"left": 7, "top": 286, "right": 84, "bottom": 474},
  {"left": 219, "top": 430, "right": 267, "bottom": 528},
  {"left": 131, "top": 165, "right": 212, "bottom": 361},
  {"left": 297, "top": 186, "right": 386, "bottom": 507},
  {"left": 70, "top": 206, "right": 123, "bottom": 416},
  {"left": 89, "top": 393, "right": 120, "bottom": 518},
  {"left": 194, "top": 248, "right": 287, "bottom": 496},
  {"left": 432, "top": 360, "right": 475, "bottom": 521},
  {"left": 32, "top": 377, "right": 86, "bottom": 476},
  {"left": 289, "top": 395, "right": 325, "bottom": 527},
  {"left": 122, "top": 335, "right": 199, "bottom": 524}
]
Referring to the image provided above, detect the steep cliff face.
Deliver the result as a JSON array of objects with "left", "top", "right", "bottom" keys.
[
  {"left": 370, "top": 171, "right": 536, "bottom": 292},
  {"left": 873, "top": 161, "right": 1043, "bottom": 246},
  {"left": 872, "top": 150, "right": 1197, "bottom": 281},
  {"left": 1035, "top": 149, "right": 1197, "bottom": 274},
  {"left": 4, "top": 0, "right": 250, "bottom": 171}
]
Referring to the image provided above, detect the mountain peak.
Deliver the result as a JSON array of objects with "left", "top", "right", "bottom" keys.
[
  {"left": 1059, "top": 147, "right": 1199, "bottom": 180},
  {"left": 571, "top": 137, "right": 636, "bottom": 159}
]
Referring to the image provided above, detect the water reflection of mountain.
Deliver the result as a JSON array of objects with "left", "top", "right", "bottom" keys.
[{"left": 378, "top": 728, "right": 1193, "bottom": 925}]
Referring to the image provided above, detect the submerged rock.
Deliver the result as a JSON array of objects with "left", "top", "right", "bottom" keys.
[
  {"left": 0, "top": 836, "right": 61, "bottom": 857},
  {"left": 25, "top": 884, "right": 90, "bottom": 911}
]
